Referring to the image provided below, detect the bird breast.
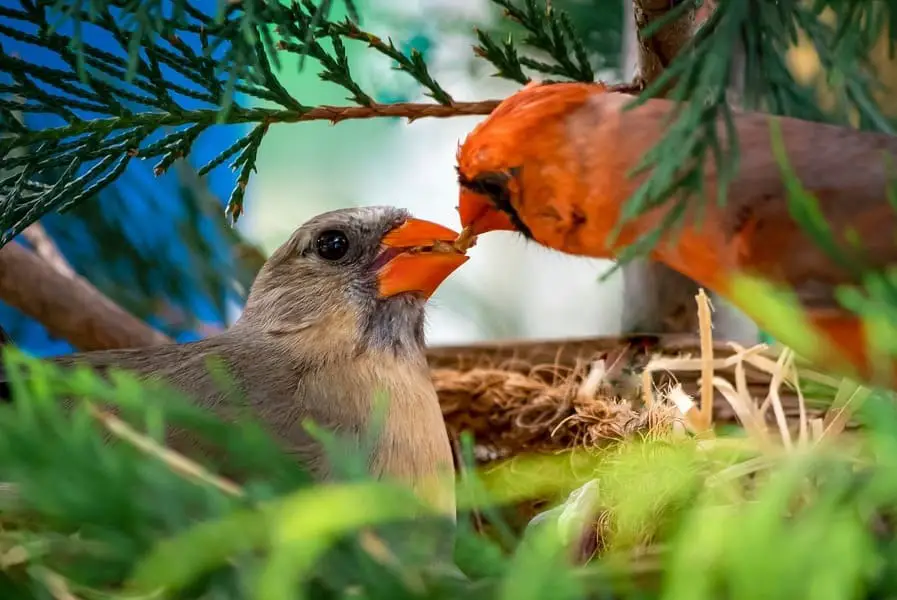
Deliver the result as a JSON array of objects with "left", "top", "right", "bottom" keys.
[
  {"left": 357, "top": 352, "right": 456, "bottom": 518},
  {"left": 286, "top": 349, "right": 456, "bottom": 518}
]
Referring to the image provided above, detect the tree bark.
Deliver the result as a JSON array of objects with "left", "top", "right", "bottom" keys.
[
  {"left": 618, "top": 0, "right": 757, "bottom": 343},
  {"left": 0, "top": 240, "right": 171, "bottom": 351}
]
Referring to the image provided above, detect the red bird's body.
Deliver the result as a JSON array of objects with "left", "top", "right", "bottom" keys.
[{"left": 456, "top": 82, "right": 897, "bottom": 387}]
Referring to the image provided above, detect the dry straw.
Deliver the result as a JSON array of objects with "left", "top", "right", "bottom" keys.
[
  {"left": 433, "top": 288, "right": 868, "bottom": 463},
  {"left": 434, "top": 288, "right": 873, "bottom": 560}
]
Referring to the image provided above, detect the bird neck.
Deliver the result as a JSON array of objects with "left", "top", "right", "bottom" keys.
[
  {"left": 358, "top": 349, "right": 456, "bottom": 518},
  {"left": 359, "top": 297, "right": 427, "bottom": 359},
  {"left": 234, "top": 295, "right": 427, "bottom": 360}
]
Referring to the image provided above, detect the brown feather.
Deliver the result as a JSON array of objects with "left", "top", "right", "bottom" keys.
[{"left": 3, "top": 206, "right": 456, "bottom": 517}]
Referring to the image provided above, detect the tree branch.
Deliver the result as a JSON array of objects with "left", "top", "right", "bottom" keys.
[
  {"left": 0, "top": 239, "right": 171, "bottom": 351},
  {"left": 10, "top": 221, "right": 229, "bottom": 346},
  {"left": 619, "top": 0, "right": 756, "bottom": 343},
  {"left": 631, "top": 0, "right": 696, "bottom": 84},
  {"left": 21, "top": 223, "right": 77, "bottom": 279}
]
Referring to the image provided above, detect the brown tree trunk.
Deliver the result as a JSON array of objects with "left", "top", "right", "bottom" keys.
[{"left": 618, "top": 0, "right": 757, "bottom": 343}]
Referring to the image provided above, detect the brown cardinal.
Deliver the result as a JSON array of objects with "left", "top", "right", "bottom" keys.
[
  {"left": 455, "top": 81, "right": 897, "bottom": 388},
  {"left": 2, "top": 206, "right": 466, "bottom": 516}
]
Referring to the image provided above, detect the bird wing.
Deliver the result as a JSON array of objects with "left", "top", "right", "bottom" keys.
[
  {"left": 711, "top": 109, "right": 897, "bottom": 312},
  {"left": 0, "top": 339, "right": 237, "bottom": 403},
  {"left": 0, "top": 335, "right": 390, "bottom": 482},
  {"left": 0, "top": 336, "right": 324, "bottom": 467},
  {"left": 727, "top": 190, "right": 897, "bottom": 313}
]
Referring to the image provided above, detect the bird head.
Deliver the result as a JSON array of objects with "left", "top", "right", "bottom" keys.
[
  {"left": 455, "top": 81, "right": 606, "bottom": 239},
  {"left": 237, "top": 206, "right": 467, "bottom": 354}
]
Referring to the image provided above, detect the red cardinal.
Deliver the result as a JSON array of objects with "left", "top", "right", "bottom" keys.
[{"left": 455, "top": 81, "right": 897, "bottom": 388}]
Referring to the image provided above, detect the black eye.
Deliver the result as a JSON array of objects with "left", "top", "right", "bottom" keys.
[
  {"left": 314, "top": 229, "right": 350, "bottom": 261},
  {"left": 466, "top": 172, "right": 510, "bottom": 202},
  {"left": 478, "top": 179, "right": 506, "bottom": 199}
]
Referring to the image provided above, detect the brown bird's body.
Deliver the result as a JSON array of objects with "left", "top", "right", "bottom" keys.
[
  {"left": 4, "top": 206, "right": 468, "bottom": 516},
  {"left": 456, "top": 82, "right": 897, "bottom": 387}
]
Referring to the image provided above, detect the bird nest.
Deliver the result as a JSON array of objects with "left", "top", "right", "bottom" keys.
[
  {"left": 426, "top": 291, "right": 863, "bottom": 536},
  {"left": 427, "top": 291, "right": 856, "bottom": 468},
  {"left": 433, "top": 360, "right": 675, "bottom": 463}
]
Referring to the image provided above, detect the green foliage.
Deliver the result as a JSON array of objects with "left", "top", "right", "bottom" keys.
[
  {"left": 0, "top": 0, "right": 603, "bottom": 243},
  {"left": 612, "top": 0, "right": 897, "bottom": 263},
  {"left": 474, "top": 0, "right": 595, "bottom": 84},
  {"left": 477, "top": 0, "right": 623, "bottom": 83},
  {"left": 4, "top": 350, "right": 897, "bottom": 599}
]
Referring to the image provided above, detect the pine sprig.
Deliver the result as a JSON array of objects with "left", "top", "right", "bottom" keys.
[
  {"left": 275, "top": 5, "right": 374, "bottom": 107},
  {"left": 611, "top": 0, "right": 897, "bottom": 263},
  {"left": 292, "top": 0, "right": 360, "bottom": 70},
  {"left": 473, "top": 30, "right": 530, "bottom": 84},
  {"left": 44, "top": 0, "right": 359, "bottom": 94},
  {"left": 226, "top": 122, "right": 267, "bottom": 224},
  {"left": 476, "top": 0, "right": 595, "bottom": 83},
  {"left": 329, "top": 18, "right": 454, "bottom": 105},
  {"left": 1, "top": 0, "right": 283, "bottom": 236},
  {"left": 0, "top": 0, "right": 478, "bottom": 241}
]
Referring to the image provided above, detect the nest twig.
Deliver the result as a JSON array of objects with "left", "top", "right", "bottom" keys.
[
  {"left": 427, "top": 318, "right": 851, "bottom": 466},
  {"left": 428, "top": 288, "right": 870, "bottom": 560},
  {"left": 434, "top": 360, "right": 680, "bottom": 463}
]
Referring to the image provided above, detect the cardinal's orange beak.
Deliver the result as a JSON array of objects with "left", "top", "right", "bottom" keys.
[
  {"left": 376, "top": 218, "right": 469, "bottom": 299},
  {"left": 457, "top": 189, "right": 516, "bottom": 235}
]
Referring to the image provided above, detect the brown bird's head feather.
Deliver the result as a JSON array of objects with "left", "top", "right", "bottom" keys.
[{"left": 235, "top": 206, "right": 466, "bottom": 357}]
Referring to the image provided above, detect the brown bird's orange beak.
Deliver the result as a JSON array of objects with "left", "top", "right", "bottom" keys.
[
  {"left": 376, "top": 218, "right": 469, "bottom": 299},
  {"left": 457, "top": 189, "right": 516, "bottom": 235}
]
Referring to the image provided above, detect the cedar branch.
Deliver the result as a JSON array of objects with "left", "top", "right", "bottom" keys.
[
  {"left": 21, "top": 224, "right": 77, "bottom": 279},
  {"left": 20, "top": 102, "right": 504, "bottom": 149},
  {"left": 631, "top": 0, "right": 697, "bottom": 89}
]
